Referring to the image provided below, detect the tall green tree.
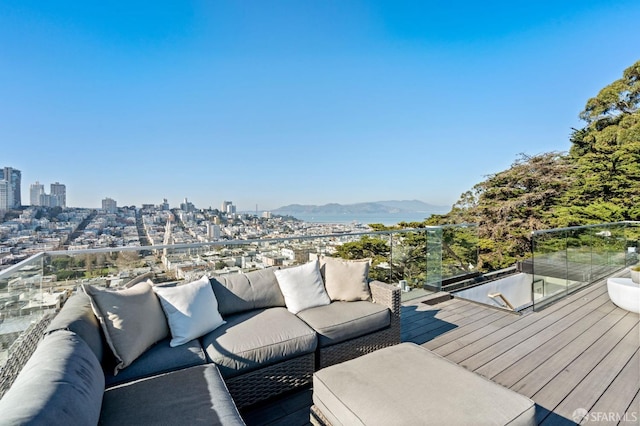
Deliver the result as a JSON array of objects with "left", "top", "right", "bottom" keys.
[
  {"left": 429, "top": 152, "right": 573, "bottom": 270},
  {"left": 563, "top": 60, "right": 640, "bottom": 223}
]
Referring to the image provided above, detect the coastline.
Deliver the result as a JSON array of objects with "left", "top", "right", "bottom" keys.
[{"left": 292, "top": 212, "right": 433, "bottom": 226}]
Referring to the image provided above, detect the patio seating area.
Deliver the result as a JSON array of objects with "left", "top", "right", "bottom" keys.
[{"left": 242, "top": 272, "right": 639, "bottom": 425}]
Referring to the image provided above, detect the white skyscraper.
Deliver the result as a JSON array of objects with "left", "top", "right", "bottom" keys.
[
  {"left": 0, "top": 167, "right": 21, "bottom": 208},
  {"left": 30, "top": 181, "right": 45, "bottom": 206},
  {"left": 0, "top": 180, "right": 12, "bottom": 211},
  {"left": 50, "top": 182, "right": 66, "bottom": 208},
  {"left": 102, "top": 197, "right": 117, "bottom": 214}
]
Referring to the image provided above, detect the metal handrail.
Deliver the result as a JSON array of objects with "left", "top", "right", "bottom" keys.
[
  {"left": 0, "top": 224, "right": 478, "bottom": 277},
  {"left": 531, "top": 221, "right": 640, "bottom": 236}
]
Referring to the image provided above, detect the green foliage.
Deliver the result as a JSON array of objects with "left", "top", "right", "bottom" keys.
[
  {"left": 427, "top": 60, "right": 640, "bottom": 271},
  {"left": 333, "top": 236, "right": 391, "bottom": 282},
  {"left": 566, "top": 60, "right": 640, "bottom": 223}
]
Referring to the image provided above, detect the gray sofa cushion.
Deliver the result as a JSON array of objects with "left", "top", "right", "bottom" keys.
[
  {"left": 210, "top": 268, "right": 285, "bottom": 316},
  {"left": 201, "top": 307, "right": 317, "bottom": 379},
  {"left": 0, "top": 330, "right": 104, "bottom": 426},
  {"left": 313, "top": 343, "right": 536, "bottom": 426},
  {"left": 100, "top": 364, "right": 245, "bottom": 426},
  {"left": 297, "top": 301, "right": 390, "bottom": 347},
  {"left": 45, "top": 291, "right": 105, "bottom": 362},
  {"left": 104, "top": 337, "right": 207, "bottom": 388}
]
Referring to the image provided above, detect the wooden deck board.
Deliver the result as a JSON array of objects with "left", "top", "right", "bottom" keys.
[
  {"left": 444, "top": 284, "right": 609, "bottom": 364},
  {"left": 492, "top": 303, "right": 618, "bottom": 388},
  {"left": 540, "top": 324, "right": 639, "bottom": 424},
  {"left": 622, "top": 391, "right": 640, "bottom": 425},
  {"left": 242, "top": 278, "right": 640, "bottom": 425},
  {"left": 579, "top": 349, "right": 639, "bottom": 423},
  {"left": 531, "top": 315, "right": 639, "bottom": 424},
  {"left": 425, "top": 310, "right": 516, "bottom": 353},
  {"left": 509, "top": 308, "right": 630, "bottom": 397},
  {"left": 401, "top": 303, "right": 503, "bottom": 342},
  {"left": 473, "top": 293, "right": 614, "bottom": 379}
]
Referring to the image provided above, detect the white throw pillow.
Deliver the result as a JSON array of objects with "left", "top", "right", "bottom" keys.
[
  {"left": 274, "top": 260, "right": 331, "bottom": 314},
  {"left": 153, "top": 276, "right": 226, "bottom": 347}
]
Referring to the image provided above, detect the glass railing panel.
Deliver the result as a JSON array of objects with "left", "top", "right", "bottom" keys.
[
  {"left": 532, "top": 229, "right": 569, "bottom": 311},
  {"left": 0, "top": 253, "right": 46, "bottom": 368},
  {"left": 388, "top": 229, "right": 436, "bottom": 301},
  {"left": 532, "top": 222, "right": 639, "bottom": 311},
  {"left": 565, "top": 226, "right": 591, "bottom": 289},
  {"left": 589, "top": 223, "right": 626, "bottom": 283},
  {"left": 441, "top": 224, "right": 478, "bottom": 283},
  {"left": 624, "top": 223, "right": 640, "bottom": 266}
]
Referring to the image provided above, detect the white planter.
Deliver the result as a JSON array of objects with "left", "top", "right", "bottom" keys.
[{"left": 629, "top": 268, "right": 640, "bottom": 284}]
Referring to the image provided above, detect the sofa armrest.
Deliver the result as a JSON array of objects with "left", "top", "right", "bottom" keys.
[{"left": 369, "top": 280, "right": 401, "bottom": 321}]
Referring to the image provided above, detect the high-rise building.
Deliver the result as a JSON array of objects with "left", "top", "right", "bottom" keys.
[
  {"left": 221, "top": 201, "right": 236, "bottom": 215},
  {"left": 0, "top": 180, "right": 11, "bottom": 211},
  {"left": 180, "top": 197, "right": 195, "bottom": 212},
  {"left": 206, "top": 222, "right": 221, "bottom": 240},
  {"left": 0, "top": 167, "right": 21, "bottom": 208},
  {"left": 102, "top": 197, "right": 117, "bottom": 214},
  {"left": 50, "top": 182, "right": 66, "bottom": 208},
  {"left": 30, "top": 181, "right": 45, "bottom": 206}
]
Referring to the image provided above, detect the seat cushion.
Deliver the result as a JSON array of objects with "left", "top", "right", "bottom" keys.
[
  {"left": 104, "top": 337, "right": 207, "bottom": 387},
  {"left": 201, "top": 307, "right": 317, "bottom": 378},
  {"left": 0, "top": 330, "right": 104, "bottom": 426},
  {"left": 45, "top": 291, "right": 105, "bottom": 362},
  {"left": 100, "top": 364, "right": 245, "bottom": 426},
  {"left": 211, "top": 268, "right": 285, "bottom": 316},
  {"left": 297, "top": 301, "right": 390, "bottom": 347},
  {"left": 313, "top": 343, "right": 536, "bottom": 426}
]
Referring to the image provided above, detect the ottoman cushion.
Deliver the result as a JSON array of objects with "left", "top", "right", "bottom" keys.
[{"left": 313, "top": 343, "right": 535, "bottom": 426}]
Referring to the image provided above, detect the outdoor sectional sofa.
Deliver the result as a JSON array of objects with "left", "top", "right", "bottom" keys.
[{"left": 0, "top": 258, "right": 401, "bottom": 425}]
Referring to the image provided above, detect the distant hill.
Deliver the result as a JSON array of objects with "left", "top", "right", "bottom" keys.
[{"left": 272, "top": 200, "right": 450, "bottom": 215}]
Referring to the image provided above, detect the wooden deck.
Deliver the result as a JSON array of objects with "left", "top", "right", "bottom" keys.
[{"left": 242, "top": 276, "right": 640, "bottom": 425}]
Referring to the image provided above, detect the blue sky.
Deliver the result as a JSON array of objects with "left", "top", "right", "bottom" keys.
[{"left": 2, "top": 1, "right": 639, "bottom": 211}]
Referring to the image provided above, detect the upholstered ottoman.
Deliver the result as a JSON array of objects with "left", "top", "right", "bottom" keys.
[{"left": 311, "top": 343, "right": 535, "bottom": 426}]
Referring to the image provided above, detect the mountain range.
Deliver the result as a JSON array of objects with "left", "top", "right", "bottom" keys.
[{"left": 272, "top": 200, "right": 450, "bottom": 215}]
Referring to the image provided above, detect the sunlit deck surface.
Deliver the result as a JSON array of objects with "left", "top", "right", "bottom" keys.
[{"left": 242, "top": 275, "right": 640, "bottom": 425}]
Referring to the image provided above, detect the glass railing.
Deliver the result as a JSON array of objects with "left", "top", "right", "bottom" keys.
[
  {"left": 0, "top": 224, "right": 479, "bottom": 375},
  {"left": 531, "top": 221, "right": 640, "bottom": 311}
]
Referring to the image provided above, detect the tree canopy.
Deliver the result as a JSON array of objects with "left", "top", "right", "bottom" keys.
[{"left": 434, "top": 60, "right": 640, "bottom": 270}]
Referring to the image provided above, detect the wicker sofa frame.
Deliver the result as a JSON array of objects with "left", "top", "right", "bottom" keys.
[
  {"left": 317, "top": 280, "right": 401, "bottom": 369},
  {"left": 228, "top": 279, "right": 401, "bottom": 407}
]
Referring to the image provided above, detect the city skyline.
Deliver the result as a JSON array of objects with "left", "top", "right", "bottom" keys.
[{"left": 2, "top": 2, "right": 639, "bottom": 211}]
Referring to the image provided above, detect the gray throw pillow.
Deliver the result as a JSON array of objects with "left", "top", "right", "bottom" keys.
[{"left": 83, "top": 281, "right": 169, "bottom": 375}]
